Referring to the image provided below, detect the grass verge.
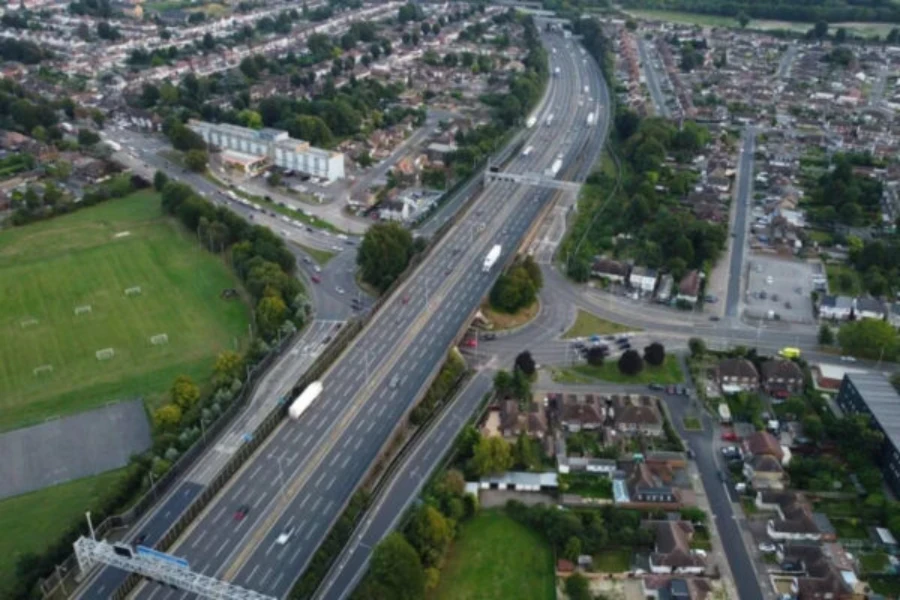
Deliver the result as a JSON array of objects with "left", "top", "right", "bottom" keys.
[
  {"left": 550, "top": 355, "right": 683, "bottom": 385},
  {"left": 0, "top": 469, "right": 125, "bottom": 594},
  {"left": 682, "top": 416, "right": 702, "bottom": 431},
  {"left": 430, "top": 511, "right": 555, "bottom": 600},
  {"left": 0, "top": 190, "right": 250, "bottom": 430},
  {"left": 294, "top": 242, "right": 337, "bottom": 265},
  {"left": 481, "top": 301, "right": 540, "bottom": 331},
  {"left": 563, "top": 309, "right": 636, "bottom": 339},
  {"left": 592, "top": 549, "right": 632, "bottom": 572}
]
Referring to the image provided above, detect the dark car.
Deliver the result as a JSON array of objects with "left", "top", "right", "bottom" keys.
[
  {"left": 234, "top": 504, "right": 250, "bottom": 521},
  {"left": 134, "top": 532, "right": 148, "bottom": 546},
  {"left": 482, "top": 333, "right": 497, "bottom": 341},
  {"left": 666, "top": 385, "right": 676, "bottom": 394},
  {"left": 648, "top": 383, "right": 664, "bottom": 391}
]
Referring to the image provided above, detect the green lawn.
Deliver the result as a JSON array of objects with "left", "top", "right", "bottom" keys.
[
  {"left": 0, "top": 469, "right": 125, "bottom": 595},
  {"left": 430, "top": 511, "right": 555, "bottom": 600},
  {"left": 860, "top": 552, "right": 889, "bottom": 574},
  {"left": 295, "top": 242, "right": 337, "bottom": 265},
  {"left": 682, "top": 416, "right": 702, "bottom": 430},
  {"left": 563, "top": 309, "right": 636, "bottom": 339},
  {"left": 826, "top": 264, "right": 862, "bottom": 296},
  {"left": 0, "top": 190, "right": 250, "bottom": 431},
  {"left": 552, "top": 355, "right": 683, "bottom": 385},
  {"left": 592, "top": 549, "right": 631, "bottom": 572}
]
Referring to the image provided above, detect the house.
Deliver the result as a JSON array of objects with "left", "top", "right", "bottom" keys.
[
  {"left": 629, "top": 266, "right": 658, "bottom": 294},
  {"left": 760, "top": 360, "right": 804, "bottom": 395},
  {"left": 613, "top": 395, "right": 664, "bottom": 436},
  {"left": 499, "top": 400, "right": 548, "bottom": 440},
  {"left": 558, "top": 394, "right": 604, "bottom": 432},
  {"left": 757, "top": 491, "right": 836, "bottom": 542},
  {"left": 743, "top": 431, "right": 786, "bottom": 464},
  {"left": 557, "top": 454, "right": 617, "bottom": 475},
  {"left": 648, "top": 521, "right": 706, "bottom": 574},
  {"left": 627, "top": 462, "right": 678, "bottom": 505},
  {"left": 743, "top": 454, "right": 785, "bottom": 490},
  {"left": 591, "top": 259, "right": 630, "bottom": 284},
  {"left": 715, "top": 358, "right": 759, "bottom": 393},
  {"left": 642, "top": 576, "right": 711, "bottom": 600},
  {"left": 777, "top": 544, "right": 857, "bottom": 600},
  {"left": 477, "top": 471, "right": 558, "bottom": 492},
  {"left": 818, "top": 295, "right": 854, "bottom": 321},
  {"left": 855, "top": 296, "right": 886, "bottom": 320},
  {"left": 676, "top": 270, "right": 701, "bottom": 305},
  {"left": 889, "top": 303, "right": 900, "bottom": 328}
]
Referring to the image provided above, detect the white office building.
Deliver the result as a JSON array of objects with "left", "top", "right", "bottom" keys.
[{"left": 188, "top": 120, "right": 345, "bottom": 182}]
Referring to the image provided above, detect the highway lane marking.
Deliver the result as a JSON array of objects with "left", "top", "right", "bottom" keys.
[
  {"left": 272, "top": 572, "right": 285, "bottom": 591},
  {"left": 314, "top": 471, "right": 326, "bottom": 488},
  {"left": 311, "top": 496, "right": 323, "bottom": 512},
  {"left": 377, "top": 404, "right": 387, "bottom": 417},
  {"left": 326, "top": 475, "right": 336, "bottom": 491},
  {"left": 305, "top": 523, "right": 318, "bottom": 541},
  {"left": 330, "top": 450, "right": 343, "bottom": 467},
  {"left": 248, "top": 565, "right": 260, "bottom": 584}
]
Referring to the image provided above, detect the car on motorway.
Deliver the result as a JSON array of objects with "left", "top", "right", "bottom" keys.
[
  {"left": 276, "top": 526, "right": 296, "bottom": 545},
  {"left": 335, "top": 286, "right": 345, "bottom": 294},
  {"left": 234, "top": 504, "right": 250, "bottom": 521},
  {"left": 402, "top": 295, "right": 410, "bottom": 304},
  {"left": 666, "top": 385, "right": 675, "bottom": 395},
  {"left": 314, "top": 265, "right": 322, "bottom": 273},
  {"left": 482, "top": 333, "right": 496, "bottom": 341},
  {"left": 311, "top": 275, "right": 321, "bottom": 284},
  {"left": 134, "top": 533, "right": 148, "bottom": 546},
  {"left": 389, "top": 375, "right": 400, "bottom": 389},
  {"left": 721, "top": 430, "right": 739, "bottom": 441}
]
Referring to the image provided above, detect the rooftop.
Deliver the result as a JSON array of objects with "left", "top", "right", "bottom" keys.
[{"left": 845, "top": 372, "right": 900, "bottom": 450}]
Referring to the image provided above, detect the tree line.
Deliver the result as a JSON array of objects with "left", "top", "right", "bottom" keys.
[{"left": 618, "top": 0, "right": 900, "bottom": 24}]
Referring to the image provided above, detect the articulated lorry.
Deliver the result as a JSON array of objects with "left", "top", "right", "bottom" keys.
[{"left": 483, "top": 244, "right": 501, "bottom": 273}]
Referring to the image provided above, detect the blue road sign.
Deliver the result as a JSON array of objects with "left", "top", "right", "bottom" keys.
[
  {"left": 136, "top": 546, "right": 189, "bottom": 569},
  {"left": 242, "top": 432, "right": 253, "bottom": 443}
]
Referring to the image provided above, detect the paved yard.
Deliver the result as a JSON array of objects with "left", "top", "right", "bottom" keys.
[{"left": 745, "top": 256, "right": 820, "bottom": 324}]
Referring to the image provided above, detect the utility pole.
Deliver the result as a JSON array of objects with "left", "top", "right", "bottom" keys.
[{"left": 85, "top": 512, "right": 96, "bottom": 541}]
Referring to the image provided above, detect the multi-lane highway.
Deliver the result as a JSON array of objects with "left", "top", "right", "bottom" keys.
[
  {"left": 75, "top": 320, "right": 345, "bottom": 599},
  {"left": 118, "top": 26, "right": 597, "bottom": 600}
]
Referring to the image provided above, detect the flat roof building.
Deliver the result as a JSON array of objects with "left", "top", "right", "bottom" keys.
[
  {"left": 835, "top": 372, "right": 900, "bottom": 495},
  {"left": 188, "top": 120, "right": 345, "bottom": 182}
]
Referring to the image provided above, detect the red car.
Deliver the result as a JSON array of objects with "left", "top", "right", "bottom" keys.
[
  {"left": 721, "top": 431, "right": 739, "bottom": 441},
  {"left": 311, "top": 275, "right": 321, "bottom": 284},
  {"left": 461, "top": 337, "right": 477, "bottom": 348},
  {"left": 402, "top": 295, "right": 410, "bottom": 304},
  {"left": 234, "top": 504, "right": 250, "bottom": 521}
]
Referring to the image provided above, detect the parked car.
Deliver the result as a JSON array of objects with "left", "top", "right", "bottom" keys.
[
  {"left": 648, "top": 383, "right": 664, "bottom": 391},
  {"left": 482, "top": 333, "right": 497, "bottom": 341},
  {"left": 758, "top": 542, "right": 777, "bottom": 553}
]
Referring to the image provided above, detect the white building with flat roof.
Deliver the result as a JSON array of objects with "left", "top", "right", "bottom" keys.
[{"left": 188, "top": 120, "right": 345, "bottom": 182}]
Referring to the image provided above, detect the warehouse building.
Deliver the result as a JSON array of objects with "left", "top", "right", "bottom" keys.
[
  {"left": 835, "top": 372, "right": 900, "bottom": 495},
  {"left": 188, "top": 120, "right": 345, "bottom": 182}
]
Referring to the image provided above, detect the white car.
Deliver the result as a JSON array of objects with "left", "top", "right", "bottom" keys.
[
  {"left": 335, "top": 286, "right": 345, "bottom": 295},
  {"left": 758, "top": 542, "right": 777, "bottom": 553},
  {"left": 840, "top": 355, "right": 857, "bottom": 362},
  {"left": 276, "top": 526, "right": 295, "bottom": 545}
]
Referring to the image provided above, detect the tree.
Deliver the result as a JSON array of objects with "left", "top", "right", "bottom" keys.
[
  {"left": 818, "top": 323, "right": 834, "bottom": 346},
  {"left": 267, "top": 171, "right": 282, "bottom": 187},
  {"left": 688, "top": 337, "right": 706, "bottom": 357},
  {"left": 802, "top": 414, "right": 824, "bottom": 441},
  {"left": 813, "top": 20, "right": 829, "bottom": 40},
  {"left": 737, "top": 11, "right": 750, "bottom": 28},
  {"left": 214, "top": 350, "right": 243, "bottom": 382},
  {"left": 367, "top": 533, "right": 425, "bottom": 600},
  {"left": 512, "top": 433, "right": 538, "bottom": 470},
  {"left": 238, "top": 109, "right": 262, "bottom": 129},
  {"left": 406, "top": 505, "right": 453, "bottom": 566},
  {"left": 618, "top": 349, "right": 644, "bottom": 376},
  {"left": 77, "top": 128, "right": 100, "bottom": 146},
  {"left": 153, "top": 404, "right": 182, "bottom": 430},
  {"left": 586, "top": 346, "right": 605, "bottom": 366},
  {"left": 185, "top": 149, "right": 208, "bottom": 172},
  {"left": 357, "top": 222, "right": 415, "bottom": 293},
  {"left": 170, "top": 375, "right": 200, "bottom": 410},
  {"left": 838, "top": 318, "right": 898, "bottom": 361},
  {"left": 515, "top": 351, "right": 536, "bottom": 377},
  {"left": 256, "top": 293, "right": 288, "bottom": 339},
  {"left": 643, "top": 342, "right": 666, "bottom": 366},
  {"left": 834, "top": 27, "right": 847, "bottom": 43},
  {"left": 153, "top": 170, "right": 169, "bottom": 192},
  {"left": 564, "top": 573, "right": 592, "bottom": 600},
  {"left": 472, "top": 435, "right": 512, "bottom": 476},
  {"left": 564, "top": 536, "right": 582, "bottom": 562}
]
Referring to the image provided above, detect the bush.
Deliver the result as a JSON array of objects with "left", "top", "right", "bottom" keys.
[{"left": 618, "top": 349, "right": 644, "bottom": 375}]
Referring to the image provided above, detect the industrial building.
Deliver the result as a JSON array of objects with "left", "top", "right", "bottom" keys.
[
  {"left": 188, "top": 120, "right": 345, "bottom": 182},
  {"left": 835, "top": 372, "right": 900, "bottom": 495}
]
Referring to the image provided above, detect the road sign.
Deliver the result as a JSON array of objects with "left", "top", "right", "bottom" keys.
[{"left": 136, "top": 546, "right": 189, "bottom": 569}]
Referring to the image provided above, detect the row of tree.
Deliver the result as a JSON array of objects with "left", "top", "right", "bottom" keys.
[
  {"left": 806, "top": 153, "right": 883, "bottom": 227},
  {"left": 618, "top": 0, "right": 900, "bottom": 25},
  {"left": 489, "top": 255, "right": 543, "bottom": 314},
  {"left": 10, "top": 172, "right": 137, "bottom": 226}
]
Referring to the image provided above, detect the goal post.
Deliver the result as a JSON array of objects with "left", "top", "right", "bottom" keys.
[
  {"left": 20, "top": 318, "right": 39, "bottom": 328},
  {"left": 74, "top": 305, "right": 92, "bottom": 316},
  {"left": 33, "top": 364, "right": 54, "bottom": 376},
  {"left": 124, "top": 286, "right": 142, "bottom": 297},
  {"left": 150, "top": 333, "right": 169, "bottom": 346},
  {"left": 95, "top": 348, "right": 115, "bottom": 361}
]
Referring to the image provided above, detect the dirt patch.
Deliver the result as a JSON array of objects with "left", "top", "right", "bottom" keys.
[{"left": 481, "top": 300, "right": 540, "bottom": 331}]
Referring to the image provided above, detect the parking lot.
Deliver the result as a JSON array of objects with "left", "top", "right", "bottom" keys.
[{"left": 744, "top": 256, "right": 819, "bottom": 324}]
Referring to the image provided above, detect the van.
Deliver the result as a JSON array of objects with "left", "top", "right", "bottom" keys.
[
  {"left": 389, "top": 375, "right": 400, "bottom": 389},
  {"left": 276, "top": 526, "right": 295, "bottom": 545}
]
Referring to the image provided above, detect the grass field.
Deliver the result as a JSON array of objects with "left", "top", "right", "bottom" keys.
[
  {"left": 826, "top": 263, "right": 862, "bottom": 296},
  {"left": 593, "top": 549, "right": 632, "bottom": 572},
  {"left": 563, "top": 309, "right": 635, "bottom": 339},
  {"left": 482, "top": 301, "right": 540, "bottom": 331},
  {"left": 551, "top": 355, "right": 683, "bottom": 385},
  {"left": 623, "top": 9, "right": 896, "bottom": 37},
  {"left": 430, "top": 511, "right": 555, "bottom": 600},
  {"left": 0, "top": 469, "right": 125, "bottom": 594},
  {"left": 0, "top": 190, "right": 250, "bottom": 431}
]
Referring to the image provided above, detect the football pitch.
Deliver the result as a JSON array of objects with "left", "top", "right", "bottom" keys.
[{"left": 0, "top": 190, "right": 251, "bottom": 432}]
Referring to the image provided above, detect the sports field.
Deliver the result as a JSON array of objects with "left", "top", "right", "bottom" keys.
[
  {"left": 0, "top": 190, "right": 251, "bottom": 431},
  {"left": 430, "top": 511, "right": 555, "bottom": 600}
]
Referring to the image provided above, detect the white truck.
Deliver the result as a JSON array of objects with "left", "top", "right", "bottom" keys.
[
  {"left": 525, "top": 116, "right": 537, "bottom": 128},
  {"left": 483, "top": 244, "right": 501, "bottom": 273},
  {"left": 545, "top": 114, "right": 554, "bottom": 126},
  {"left": 546, "top": 159, "right": 562, "bottom": 177},
  {"left": 553, "top": 67, "right": 561, "bottom": 77},
  {"left": 289, "top": 381, "right": 323, "bottom": 420},
  {"left": 521, "top": 145, "right": 534, "bottom": 157},
  {"left": 587, "top": 112, "right": 596, "bottom": 126}
]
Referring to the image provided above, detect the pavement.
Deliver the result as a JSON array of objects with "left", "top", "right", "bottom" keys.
[
  {"left": 116, "top": 25, "right": 597, "bottom": 600},
  {"left": 75, "top": 320, "right": 345, "bottom": 599}
]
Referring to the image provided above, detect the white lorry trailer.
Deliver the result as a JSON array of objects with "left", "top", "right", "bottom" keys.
[
  {"left": 289, "top": 381, "right": 323, "bottom": 420},
  {"left": 483, "top": 244, "right": 501, "bottom": 273}
]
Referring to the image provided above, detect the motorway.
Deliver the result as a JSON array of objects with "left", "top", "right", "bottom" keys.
[
  {"left": 76, "top": 320, "right": 346, "bottom": 599},
  {"left": 119, "top": 25, "right": 598, "bottom": 600}
]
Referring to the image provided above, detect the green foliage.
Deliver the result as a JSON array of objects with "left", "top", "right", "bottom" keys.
[
  {"left": 514, "top": 351, "right": 536, "bottom": 377},
  {"left": 185, "top": 149, "right": 209, "bottom": 172},
  {"left": 838, "top": 318, "right": 898, "bottom": 361},
  {"left": 405, "top": 505, "right": 454, "bottom": 567},
  {"left": 493, "top": 368, "right": 531, "bottom": 401},
  {"left": 472, "top": 435, "right": 513, "bottom": 476},
  {"left": 357, "top": 222, "right": 416, "bottom": 293},
  {"left": 410, "top": 350, "right": 466, "bottom": 425},
  {"left": 490, "top": 257, "right": 543, "bottom": 314},
  {"left": 617, "top": 0, "right": 900, "bottom": 24},
  {"left": 808, "top": 153, "right": 883, "bottom": 227},
  {"left": 618, "top": 349, "right": 644, "bottom": 375},
  {"left": 153, "top": 170, "right": 169, "bottom": 192},
  {"left": 818, "top": 323, "right": 834, "bottom": 346},
  {"left": 643, "top": 342, "right": 666, "bottom": 366},
  {"left": 565, "top": 573, "right": 592, "bottom": 600}
]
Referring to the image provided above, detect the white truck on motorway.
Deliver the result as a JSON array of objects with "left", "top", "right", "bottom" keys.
[
  {"left": 521, "top": 145, "right": 534, "bottom": 157},
  {"left": 289, "top": 381, "right": 323, "bottom": 420},
  {"left": 546, "top": 159, "right": 563, "bottom": 177},
  {"left": 545, "top": 114, "right": 554, "bottom": 126},
  {"left": 483, "top": 244, "right": 501, "bottom": 273}
]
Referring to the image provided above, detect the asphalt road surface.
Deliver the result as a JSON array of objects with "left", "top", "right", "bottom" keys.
[
  {"left": 637, "top": 38, "right": 670, "bottom": 118},
  {"left": 725, "top": 128, "right": 756, "bottom": 319},
  {"left": 125, "top": 27, "right": 596, "bottom": 600},
  {"left": 75, "top": 320, "right": 344, "bottom": 599}
]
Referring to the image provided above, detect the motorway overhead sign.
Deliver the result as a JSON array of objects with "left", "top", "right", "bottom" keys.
[{"left": 136, "top": 545, "right": 189, "bottom": 569}]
